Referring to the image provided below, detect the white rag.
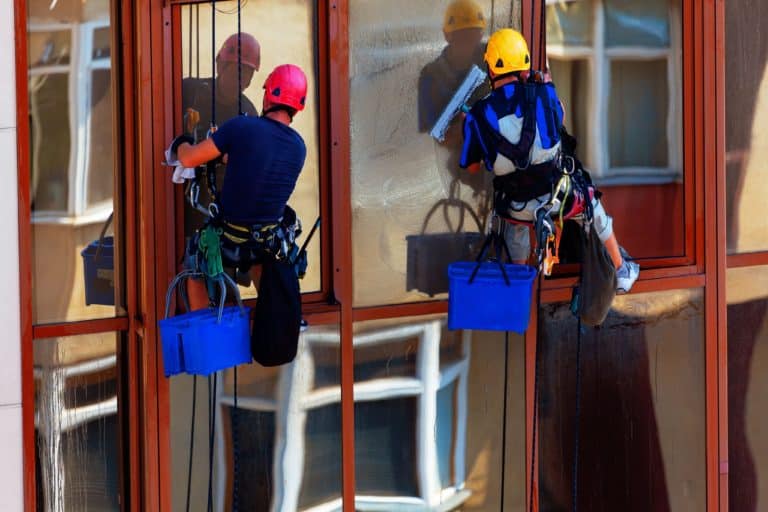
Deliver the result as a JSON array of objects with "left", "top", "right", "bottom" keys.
[{"left": 164, "top": 146, "right": 197, "bottom": 184}]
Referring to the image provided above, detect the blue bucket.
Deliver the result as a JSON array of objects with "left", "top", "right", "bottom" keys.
[
  {"left": 81, "top": 236, "right": 115, "bottom": 306},
  {"left": 448, "top": 261, "right": 537, "bottom": 333},
  {"left": 159, "top": 305, "right": 252, "bottom": 377}
]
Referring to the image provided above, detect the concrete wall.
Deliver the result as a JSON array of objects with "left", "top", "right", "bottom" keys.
[{"left": 0, "top": 1, "right": 24, "bottom": 511}]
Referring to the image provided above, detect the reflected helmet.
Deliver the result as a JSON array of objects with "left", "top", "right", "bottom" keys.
[
  {"left": 484, "top": 28, "right": 530, "bottom": 75},
  {"left": 443, "top": 0, "right": 486, "bottom": 33},
  {"left": 263, "top": 64, "right": 307, "bottom": 112},
  {"left": 217, "top": 33, "right": 261, "bottom": 70}
]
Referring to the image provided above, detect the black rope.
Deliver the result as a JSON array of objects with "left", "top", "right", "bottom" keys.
[
  {"left": 528, "top": 273, "right": 542, "bottom": 512},
  {"left": 500, "top": 330, "right": 510, "bottom": 510},
  {"left": 572, "top": 318, "right": 582, "bottom": 512},
  {"left": 185, "top": 375, "right": 197, "bottom": 512},
  {"left": 237, "top": 0, "right": 243, "bottom": 116},
  {"left": 233, "top": 367, "right": 240, "bottom": 512},
  {"left": 207, "top": 374, "right": 217, "bottom": 512},
  {"left": 187, "top": 6, "right": 193, "bottom": 78},
  {"left": 210, "top": 0, "right": 217, "bottom": 128},
  {"left": 195, "top": 4, "right": 200, "bottom": 78}
]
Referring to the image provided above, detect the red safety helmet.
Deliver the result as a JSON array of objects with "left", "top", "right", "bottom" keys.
[
  {"left": 263, "top": 64, "right": 307, "bottom": 112},
  {"left": 217, "top": 33, "right": 261, "bottom": 70}
]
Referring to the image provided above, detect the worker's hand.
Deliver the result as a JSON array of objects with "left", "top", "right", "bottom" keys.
[
  {"left": 164, "top": 134, "right": 196, "bottom": 184},
  {"left": 467, "top": 162, "right": 481, "bottom": 174},
  {"left": 166, "top": 134, "right": 194, "bottom": 164}
]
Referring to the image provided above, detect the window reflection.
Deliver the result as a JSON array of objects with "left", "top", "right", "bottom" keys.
[
  {"left": 537, "top": 289, "right": 705, "bottom": 511},
  {"left": 727, "top": 265, "right": 768, "bottom": 511},
  {"left": 546, "top": 0, "right": 684, "bottom": 260},
  {"left": 179, "top": 1, "right": 322, "bottom": 296},
  {"left": 33, "top": 333, "right": 121, "bottom": 511},
  {"left": 351, "top": 316, "right": 525, "bottom": 511},
  {"left": 351, "top": 0, "right": 520, "bottom": 307},
  {"left": 28, "top": 0, "right": 123, "bottom": 323},
  {"left": 170, "top": 324, "right": 342, "bottom": 511},
  {"left": 725, "top": 0, "right": 768, "bottom": 254}
]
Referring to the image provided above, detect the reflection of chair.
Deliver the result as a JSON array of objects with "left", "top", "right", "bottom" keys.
[
  {"left": 215, "top": 319, "right": 472, "bottom": 512},
  {"left": 34, "top": 354, "right": 118, "bottom": 512}
]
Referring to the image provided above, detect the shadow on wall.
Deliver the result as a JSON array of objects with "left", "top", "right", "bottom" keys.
[
  {"left": 725, "top": 0, "right": 768, "bottom": 253},
  {"left": 537, "top": 289, "right": 706, "bottom": 512}
]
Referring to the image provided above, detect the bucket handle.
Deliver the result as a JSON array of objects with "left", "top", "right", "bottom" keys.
[
  {"left": 93, "top": 212, "right": 114, "bottom": 264},
  {"left": 164, "top": 270, "right": 248, "bottom": 323},
  {"left": 420, "top": 180, "right": 483, "bottom": 235}
]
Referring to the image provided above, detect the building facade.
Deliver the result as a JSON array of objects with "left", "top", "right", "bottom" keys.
[{"left": 2, "top": 0, "right": 768, "bottom": 510}]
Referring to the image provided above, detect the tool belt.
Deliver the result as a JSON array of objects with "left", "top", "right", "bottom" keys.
[{"left": 187, "top": 206, "right": 302, "bottom": 275}]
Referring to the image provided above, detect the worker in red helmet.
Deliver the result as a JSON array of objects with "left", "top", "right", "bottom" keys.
[
  {"left": 182, "top": 32, "right": 261, "bottom": 139},
  {"left": 168, "top": 64, "right": 308, "bottom": 307}
]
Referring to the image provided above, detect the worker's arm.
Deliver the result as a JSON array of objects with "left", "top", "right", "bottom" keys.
[{"left": 177, "top": 138, "right": 222, "bottom": 168}]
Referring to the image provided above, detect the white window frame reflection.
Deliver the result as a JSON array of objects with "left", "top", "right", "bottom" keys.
[
  {"left": 546, "top": 0, "right": 683, "bottom": 185},
  {"left": 34, "top": 354, "right": 118, "bottom": 511},
  {"left": 215, "top": 320, "right": 472, "bottom": 512},
  {"left": 29, "top": 19, "right": 113, "bottom": 225}
]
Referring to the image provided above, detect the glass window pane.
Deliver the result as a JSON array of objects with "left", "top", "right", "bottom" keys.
[
  {"left": 537, "top": 288, "right": 705, "bottom": 510},
  {"left": 179, "top": 1, "right": 322, "bottom": 296},
  {"left": 608, "top": 59, "right": 669, "bottom": 168},
  {"left": 28, "top": 1, "right": 124, "bottom": 324},
  {"left": 29, "top": 30, "right": 71, "bottom": 67},
  {"left": 92, "top": 27, "right": 111, "bottom": 60},
  {"left": 170, "top": 323, "right": 342, "bottom": 510},
  {"left": 87, "top": 69, "right": 114, "bottom": 207},
  {"left": 34, "top": 333, "right": 121, "bottom": 511},
  {"left": 546, "top": 0, "right": 593, "bottom": 47},
  {"left": 725, "top": 0, "right": 768, "bottom": 254},
  {"left": 352, "top": 315, "right": 526, "bottom": 510},
  {"left": 604, "top": 0, "right": 670, "bottom": 48},
  {"left": 549, "top": 58, "right": 592, "bottom": 169},
  {"left": 29, "top": 72, "right": 70, "bottom": 212},
  {"left": 350, "top": 0, "right": 519, "bottom": 306},
  {"left": 727, "top": 265, "right": 768, "bottom": 510}
]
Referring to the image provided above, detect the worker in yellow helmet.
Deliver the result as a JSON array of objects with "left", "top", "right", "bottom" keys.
[{"left": 460, "top": 28, "right": 640, "bottom": 293}]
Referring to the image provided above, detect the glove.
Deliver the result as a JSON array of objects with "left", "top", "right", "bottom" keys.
[
  {"left": 164, "top": 134, "right": 196, "bottom": 184},
  {"left": 167, "top": 134, "right": 194, "bottom": 162}
]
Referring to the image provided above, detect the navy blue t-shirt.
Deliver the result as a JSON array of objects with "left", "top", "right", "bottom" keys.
[{"left": 210, "top": 115, "right": 307, "bottom": 223}]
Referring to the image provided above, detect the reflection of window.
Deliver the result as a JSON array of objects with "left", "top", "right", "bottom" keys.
[
  {"left": 546, "top": 0, "right": 682, "bottom": 184},
  {"left": 215, "top": 320, "right": 471, "bottom": 511},
  {"left": 35, "top": 349, "right": 119, "bottom": 510},
  {"left": 29, "top": 20, "right": 114, "bottom": 223}
]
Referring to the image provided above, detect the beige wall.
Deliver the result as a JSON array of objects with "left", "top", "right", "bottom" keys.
[{"left": 0, "top": 0, "right": 24, "bottom": 509}]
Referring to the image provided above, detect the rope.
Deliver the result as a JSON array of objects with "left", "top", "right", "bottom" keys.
[
  {"left": 500, "top": 330, "right": 510, "bottom": 510},
  {"left": 233, "top": 367, "right": 240, "bottom": 512},
  {"left": 572, "top": 318, "right": 583, "bottom": 512},
  {"left": 187, "top": 6, "right": 193, "bottom": 78},
  {"left": 210, "top": 0, "right": 216, "bottom": 128},
  {"left": 237, "top": 0, "right": 242, "bottom": 116},
  {"left": 207, "top": 373, "right": 218, "bottom": 512},
  {"left": 184, "top": 375, "right": 197, "bottom": 512},
  {"left": 195, "top": 4, "right": 200, "bottom": 78}
]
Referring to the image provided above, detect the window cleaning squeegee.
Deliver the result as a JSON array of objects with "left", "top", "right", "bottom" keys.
[{"left": 429, "top": 64, "right": 488, "bottom": 142}]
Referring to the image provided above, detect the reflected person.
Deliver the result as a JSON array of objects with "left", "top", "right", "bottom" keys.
[
  {"left": 418, "top": 0, "right": 491, "bottom": 196},
  {"left": 181, "top": 33, "right": 261, "bottom": 235}
]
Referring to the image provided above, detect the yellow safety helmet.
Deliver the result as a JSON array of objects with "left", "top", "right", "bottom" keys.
[
  {"left": 484, "top": 28, "right": 531, "bottom": 75},
  {"left": 443, "top": 0, "right": 486, "bottom": 33}
]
